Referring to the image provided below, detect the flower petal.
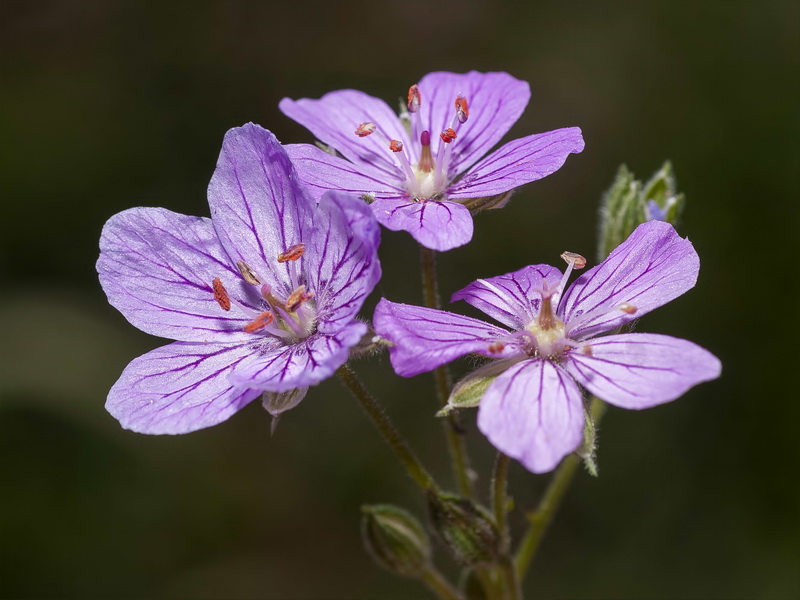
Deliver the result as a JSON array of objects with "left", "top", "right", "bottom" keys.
[
  {"left": 477, "top": 359, "right": 584, "bottom": 474},
  {"left": 446, "top": 128, "right": 585, "bottom": 199},
  {"left": 416, "top": 71, "right": 531, "bottom": 174},
  {"left": 305, "top": 191, "right": 382, "bottom": 334},
  {"left": 106, "top": 341, "right": 261, "bottom": 434},
  {"left": 230, "top": 321, "right": 367, "bottom": 392},
  {"left": 372, "top": 198, "right": 473, "bottom": 251},
  {"left": 97, "top": 207, "right": 258, "bottom": 343},
  {"left": 279, "top": 90, "right": 409, "bottom": 180},
  {"left": 559, "top": 221, "right": 700, "bottom": 339},
  {"left": 207, "top": 123, "right": 315, "bottom": 297},
  {"left": 565, "top": 333, "right": 721, "bottom": 409},
  {"left": 284, "top": 143, "right": 406, "bottom": 201},
  {"left": 373, "top": 298, "right": 514, "bottom": 377},
  {"left": 451, "top": 265, "right": 563, "bottom": 329}
]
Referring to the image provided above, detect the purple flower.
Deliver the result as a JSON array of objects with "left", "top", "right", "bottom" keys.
[
  {"left": 373, "top": 221, "right": 721, "bottom": 473},
  {"left": 279, "top": 71, "right": 585, "bottom": 251},
  {"left": 97, "top": 124, "right": 381, "bottom": 434}
]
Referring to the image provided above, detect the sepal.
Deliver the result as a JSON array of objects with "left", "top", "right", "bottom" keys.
[
  {"left": 427, "top": 492, "right": 501, "bottom": 567},
  {"left": 361, "top": 504, "right": 432, "bottom": 577}
]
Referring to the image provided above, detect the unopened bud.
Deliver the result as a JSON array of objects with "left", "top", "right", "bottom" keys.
[
  {"left": 427, "top": 492, "right": 501, "bottom": 567},
  {"left": 361, "top": 505, "right": 431, "bottom": 577}
]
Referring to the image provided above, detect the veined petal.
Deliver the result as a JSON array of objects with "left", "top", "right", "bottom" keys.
[
  {"left": 279, "top": 90, "right": 410, "bottom": 180},
  {"left": 208, "top": 123, "right": 315, "bottom": 298},
  {"left": 451, "top": 265, "right": 564, "bottom": 329},
  {"left": 284, "top": 143, "right": 406, "bottom": 201},
  {"left": 106, "top": 341, "right": 261, "bottom": 435},
  {"left": 305, "top": 191, "right": 382, "bottom": 334},
  {"left": 559, "top": 221, "right": 700, "bottom": 340},
  {"left": 477, "top": 359, "right": 584, "bottom": 474},
  {"left": 416, "top": 71, "right": 530, "bottom": 175},
  {"left": 372, "top": 198, "right": 473, "bottom": 251},
  {"left": 446, "top": 128, "right": 585, "bottom": 199},
  {"left": 565, "top": 333, "right": 721, "bottom": 409},
  {"left": 97, "top": 207, "right": 257, "bottom": 343},
  {"left": 230, "top": 321, "right": 367, "bottom": 392},
  {"left": 373, "top": 298, "right": 514, "bottom": 377}
]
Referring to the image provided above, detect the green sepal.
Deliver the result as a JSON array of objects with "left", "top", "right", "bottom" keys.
[
  {"left": 361, "top": 504, "right": 432, "bottom": 578},
  {"left": 427, "top": 492, "right": 501, "bottom": 567},
  {"left": 314, "top": 140, "right": 339, "bottom": 156},
  {"left": 438, "top": 359, "right": 519, "bottom": 416}
]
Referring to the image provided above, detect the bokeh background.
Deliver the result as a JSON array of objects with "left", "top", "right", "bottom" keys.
[{"left": 1, "top": 1, "right": 798, "bottom": 598}]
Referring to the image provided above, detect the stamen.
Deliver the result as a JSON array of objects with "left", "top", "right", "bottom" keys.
[
  {"left": 212, "top": 277, "right": 231, "bottom": 311},
  {"left": 243, "top": 311, "right": 275, "bottom": 333},
  {"left": 566, "top": 302, "right": 640, "bottom": 334},
  {"left": 285, "top": 285, "right": 314, "bottom": 313},
  {"left": 277, "top": 243, "right": 306, "bottom": 263},
  {"left": 619, "top": 303, "right": 638, "bottom": 314},
  {"left": 455, "top": 96, "right": 469, "bottom": 124},
  {"left": 389, "top": 139, "right": 404, "bottom": 153},
  {"left": 580, "top": 345, "right": 594, "bottom": 357},
  {"left": 555, "top": 251, "right": 587, "bottom": 304},
  {"left": 407, "top": 85, "right": 421, "bottom": 113},
  {"left": 418, "top": 130, "right": 435, "bottom": 173},
  {"left": 355, "top": 122, "right": 376, "bottom": 137},
  {"left": 236, "top": 260, "right": 261, "bottom": 285},
  {"left": 488, "top": 342, "right": 505, "bottom": 354},
  {"left": 440, "top": 128, "right": 457, "bottom": 144},
  {"left": 434, "top": 128, "right": 457, "bottom": 190}
]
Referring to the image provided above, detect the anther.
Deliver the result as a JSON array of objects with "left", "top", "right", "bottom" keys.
[
  {"left": 277, "top": 243, "right": 306, "bottom": 263},
  {"left": 488, "top": 342, "right": 505, "bottom": 354},
  {"left": 212, "top": 277, "right": 231, "bottom": 311},
  {"left": 619, "top": 303, "right": 638, "bottom": 314},
  {"left": 355, "top": 122, "right": 376, "bottom": 137},
  {"left": 580, "top": 345, "right": 594, "bottom": 357},
  {"left": 285, "top": 285, "right": 314, "bottom": 312},
  {"left": 455, "top": 96, "right": 469, "bottom": 123},
  {"left": 440, "top": 128, "right": 457, "bottom": 144},
  {"left": 243, "top": 311, "right": 275, "bottom": 333},
  {"left": 236, "top": 260, "right": 261, "bottom": 285},
  {"left": 560, "top": 251, "right": 587, "bottom": 269},
  {"left": 407, "top": 84, "right": 421, "bottom": 113},
  {"left": 389, "top": 139, "right": 404, "bottom": 153}
]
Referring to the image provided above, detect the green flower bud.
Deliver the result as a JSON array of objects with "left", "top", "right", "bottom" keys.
[
  {"left": 642, "top": 161, "right": 685, "bottom": 225},
  {"left": 427, "top": 492, "right": 501, "bottom": 567},
  {"left": 361, "top": 504, "right": 431, "bottom": 577},
  {"left": 438, "top": 358, "right": 521, "bottom": 417}
]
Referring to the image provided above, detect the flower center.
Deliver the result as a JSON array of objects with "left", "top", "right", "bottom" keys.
[
  {"left": 353, "top": 83, "right": 470, "bottom": 201},
  {"left": 210, "top": 244, "right": 318, "bottom": 343}
]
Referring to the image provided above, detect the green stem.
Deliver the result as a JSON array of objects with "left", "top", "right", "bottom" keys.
[
  {"left": 420, "top": 245, "right": 475, "bottom": 499},
  {"left": 337, "top": 363, "right": 436, "bottom": 492},
  {"left": 491, "top": 454, "right": 522, "bottom": 600},
  {"left": 420, "top": 564, "right": 465, "bottom": 600},
  {"left": 514, "top": 397, "right": 606, "bottom": 580}
]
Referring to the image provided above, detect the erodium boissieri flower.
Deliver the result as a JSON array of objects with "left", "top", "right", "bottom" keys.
[
  {"left": 373, "top": 221, "right": 721, "bottom": 473},
  {"left": 279, "top": 71, "right": 585, "bottom": 251},
  {"left": 97, "top": 124, "right": 381, "bottom": 434}
]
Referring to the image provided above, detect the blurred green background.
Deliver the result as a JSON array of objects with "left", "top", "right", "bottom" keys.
[{"left": 1, "top": 1, "right": 797, "bottom": 598}]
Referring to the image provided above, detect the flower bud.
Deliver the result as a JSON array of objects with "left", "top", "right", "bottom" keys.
[
  {"left": 361, "top": 504, "right": 431, "bottom": 577},
  {"left": 642, "top": 161, "right": 685, "bottom": 225},
  {"left": 427, "top": 492, "right": 501, "bottom": 567}
]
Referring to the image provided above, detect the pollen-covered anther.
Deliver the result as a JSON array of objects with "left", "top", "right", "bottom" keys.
[
  {"left": 212, "top": 277, "right": 231, "bottom": 311},
  {"left": 407, "top": 84, "right": 421, "bottom": 113},
  {"left": 389, "top": 139, "right": 404, "bottom": 153},
  {"left": 243, "top": 311, "right": 275, "bottom": 333},
  {"left": 285, "top": 285, "right": 314, "bottom": 312},
  {"left": 580, "top": 345, "right": 594, "bottom": 356},
  {"left": 440, "top": 128, "right": 457, "bottom": 144},
  {"left": 619, "top": 303, "right": 638, "bottom": 314},
  {"left": 488, "top": 342, "right": 505, "bottom": 354},
  {"left": 236, "top": 260, "right": 261, "bottom": 285},
  {"left": 355, "top": 122, "right": 376, "bottom": 137},
  {"left": 560, "top": 251, "right": 587, "bottom": 269},
  {"left": 455, "top": 96, "right": 469, "bottom": 123},
  {"left": 277, "top": 243, "right": 306, "bottom": 263}
]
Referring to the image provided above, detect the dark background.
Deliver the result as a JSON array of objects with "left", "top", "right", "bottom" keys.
[{"left": 1, "top": 1, "right": 797, "bottom": 598}]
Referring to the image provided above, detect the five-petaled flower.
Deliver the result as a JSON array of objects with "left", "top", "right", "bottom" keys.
[
  {"left": 280, "top": 71, "right": 585, "bottom": 251},
  {"left": 373, "top": 221, "right": 721, "bottom": 473},
  {"left": 98, "top": 124, "right": 381, "bottom": 434}
]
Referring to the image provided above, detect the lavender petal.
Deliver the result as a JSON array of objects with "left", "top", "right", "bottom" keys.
[
  {"left": 106, "top": 341, "right": 261, "bottom": 434},
  {"left": 230, "top": 321, "right": 367, "bottom": 392},
  {"left": 559, "top": 221, "right": 700, "bottom": 340},
  {"left": 372, "top": 198, "right": 473, "bottom": 251},
  {"left": 451, "top": 265, "right": 564, "bottom": 329},
  {"left": 447, "top": 128, "right": 585, "bottom": 199},
  {"left": 97, "top": 207, "right": 258, "bottom": 343},
  {"left": 565, "top": 333, "right": 721, "bottom": 409},
  {"left": 207, "top": 124, "right": 315, "bottom": 298},
  {"left": 305, "top": 191, "right": 382, "bottom": 334},
  {"left": 416, "top": 71, "right": 530, "bottom": 175},
  {"left": 477, "top": 359, "right": 584, "bottom": 474},
  {"left": 373, "top": 298, "right": 514, "bottom": 377}
]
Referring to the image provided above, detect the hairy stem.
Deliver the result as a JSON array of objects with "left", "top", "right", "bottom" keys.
[
  {"left": 420, "top": 245, "right": 474, "bottom": 499},
  {"left": 337, "top": 363, "right": 436, "bottom": 492},
  {"left": 420, "top": 565, "right": 465, "bottom": 600}
]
